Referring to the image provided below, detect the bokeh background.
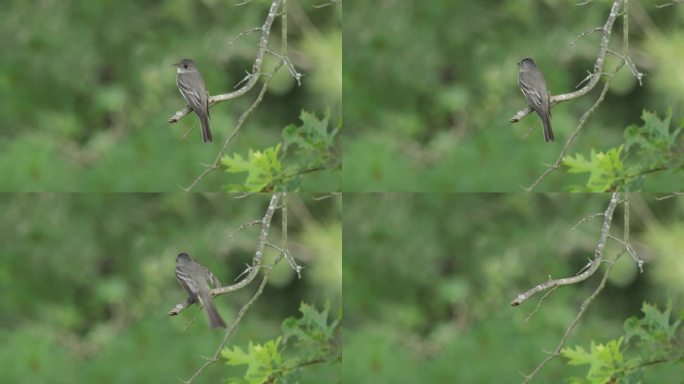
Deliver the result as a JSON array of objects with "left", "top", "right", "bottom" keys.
[
  {"left": 0, "top": 0, "right": 341, "bottom": 191},
  {"left": 343, "top": 1, "right": 684, "bottom": 191},
  {"left": 0, "top": 193, "right": 341, "bottom": 383},
  {"left": 343, "top": 193, "right": 684, "bottom": 382}
]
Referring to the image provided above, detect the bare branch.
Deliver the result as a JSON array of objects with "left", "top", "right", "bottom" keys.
[
  {"left": 518, "top": 192, "right": 640, "bottom": 383},
  {"left": 169, "top": 193, "right": 281, "bottom": 317},
  {"left": 570, "top": 26, "right": 603, "bottom": 45},
  {"left": 655, "top": 0, "right": 683, "bottom": 8},
  {"left": 523, "top": 286, "right": 559, "bottom": 324},
  {"left": 520, "top": 248, "right": 627, "bottom": 383},
  {"left": 655, "top": 192, "right": 684, "bottom": 201},
  {"left": 266, "top": 48, "right": 302, "bottom": 85},
  {"left": 226, "top": 27, "right": 263, "bottom": 48},
  {"left": 314, "top": 0, "right": 341, "bottom": 8},
  {"left": 570, "top": 212, "right": 604, "bottom": 232},
  {"left": 606, "top": 49, "right": 644, "bottom": 85},
  {"left": 228, "top": 219, "right": 262, "bottom": 240},
  {"left": 607, "top": 234, "right": 644, "bottom": 271},
  {"left": 312, "top": 192, "right": 342, "bottom": 201},
  {"left": 217, "top": 193, "right": 281, "bottom": 294},
  {"left": 511, "top": 192, "right": 620, "bottom": 306}
]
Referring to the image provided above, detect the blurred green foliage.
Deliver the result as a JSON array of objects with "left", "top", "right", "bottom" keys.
[
  {"left": 343, "top": 193, "right": 684, "bottom": 382},
  {"left": 564, "top": 110, "right": 683, "bottom": 191},
  {"left": 343, "top": 0, "right": 684, "bottom": 191},
  {"left": 0, "top": 193, "right": 341, "bottom": 383},
  {"left": 221, "top": 111, "right": 340, "bottom": 192},
  {"left": 562, "top": 302, "right": 683, "bottom": 383},
  {"left": 223, "top": 302, "right": 341, "bottom": 383},
  {"left": 0, "top": 0, "right": 341, "bottom": 191}
]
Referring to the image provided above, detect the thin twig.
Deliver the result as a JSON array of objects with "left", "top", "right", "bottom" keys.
[
  {"left": 226, "top": 27, "right": 263, "bottom": 48},
  {"left": 571, "top": 26, "right": 603, "bottom": 45},
  {"left": 655, "top": 0, "right": 683, "bottom": 8},
  {"left": 228, "top": 219, "right": 263, "bottom": 240},
  {"left": 607, "top": 234, "right": 644, "bottom": 270},
  {"left": 570, "top": 212, "right": 604, "bottom": 231},
  {"left": 523, "top": 287, "right": 559, "bottom": 324},
  {"left": 655, "top": 192, "right": 684, "bottom": 201}
]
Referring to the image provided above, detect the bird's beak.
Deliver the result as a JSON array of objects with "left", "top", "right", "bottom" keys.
[{"left": 171, "top": 63, "right": 179, "bottom": 67}]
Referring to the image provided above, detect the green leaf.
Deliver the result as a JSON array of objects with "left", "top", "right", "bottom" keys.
[
  {"left": 562, "top": 338, "right": 624, "bottom": 384},
  {"left": 220, "top": 110, "right": 340, "bottom": 191},
  {"left": 222, "top": 303, "right": 341, "bottom": 383},
  {"left": 563, "top": 146, "right": 624, "bottom": 192},
  {"left": 565, "top": 110, "right": 682, "bottom": 191},
  {"left": 281, "top": 110, "right": 338, "bottom": 169},
  {"left": 283, "top": 302, "right": 337, "bottom": 346},
  {"left": 624, "top": 302, "right": 680, "bottom": 348},
  {"left": 624, "top": 110, "right": 679, "bottom": 171},
  {"left": 221, "top": 338, "right": 283, "bottom": 384},
  {"left": 220, "top": 144, "right": 284, "bottom": 192}
]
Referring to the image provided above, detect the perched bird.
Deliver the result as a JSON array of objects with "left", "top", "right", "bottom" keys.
[
  {"left": 518, "top": 58, "right": 554, "bottom": 142},
  {"left": 175, "top": 252, "right": 226, "bottom": 329},
  {"left": 173, "top": 59, "right": 212, "bottom": 143}
]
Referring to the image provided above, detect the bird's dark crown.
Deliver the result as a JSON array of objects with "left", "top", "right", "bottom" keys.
[{"left": 173, "top": 58, "right": 196, "bottom": 70}]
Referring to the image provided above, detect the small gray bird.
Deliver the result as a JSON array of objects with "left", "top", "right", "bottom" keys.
[
  {"left": 518, "top": 58, "right": 554, "bottom": 142},
  {"left": 173, "top": 59, "right": 213, "bottom": 143},
  {"left": 175, "top": 252, "right": 226, "bottom": 329}
]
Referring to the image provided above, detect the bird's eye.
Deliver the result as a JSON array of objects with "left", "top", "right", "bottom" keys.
[{"left": 183, "top": 64, "right": 188, "bottom": 69}]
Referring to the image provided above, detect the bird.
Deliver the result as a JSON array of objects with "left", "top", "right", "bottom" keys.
[
  {"left": 173, "top": 59, "right": 213, "bottom": 143},
  {"left": 175, "top": 252, "right": 226, "bottom": 329},
  {"left": 518, "top": 58, "right": 554, "bottom": 142}
]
